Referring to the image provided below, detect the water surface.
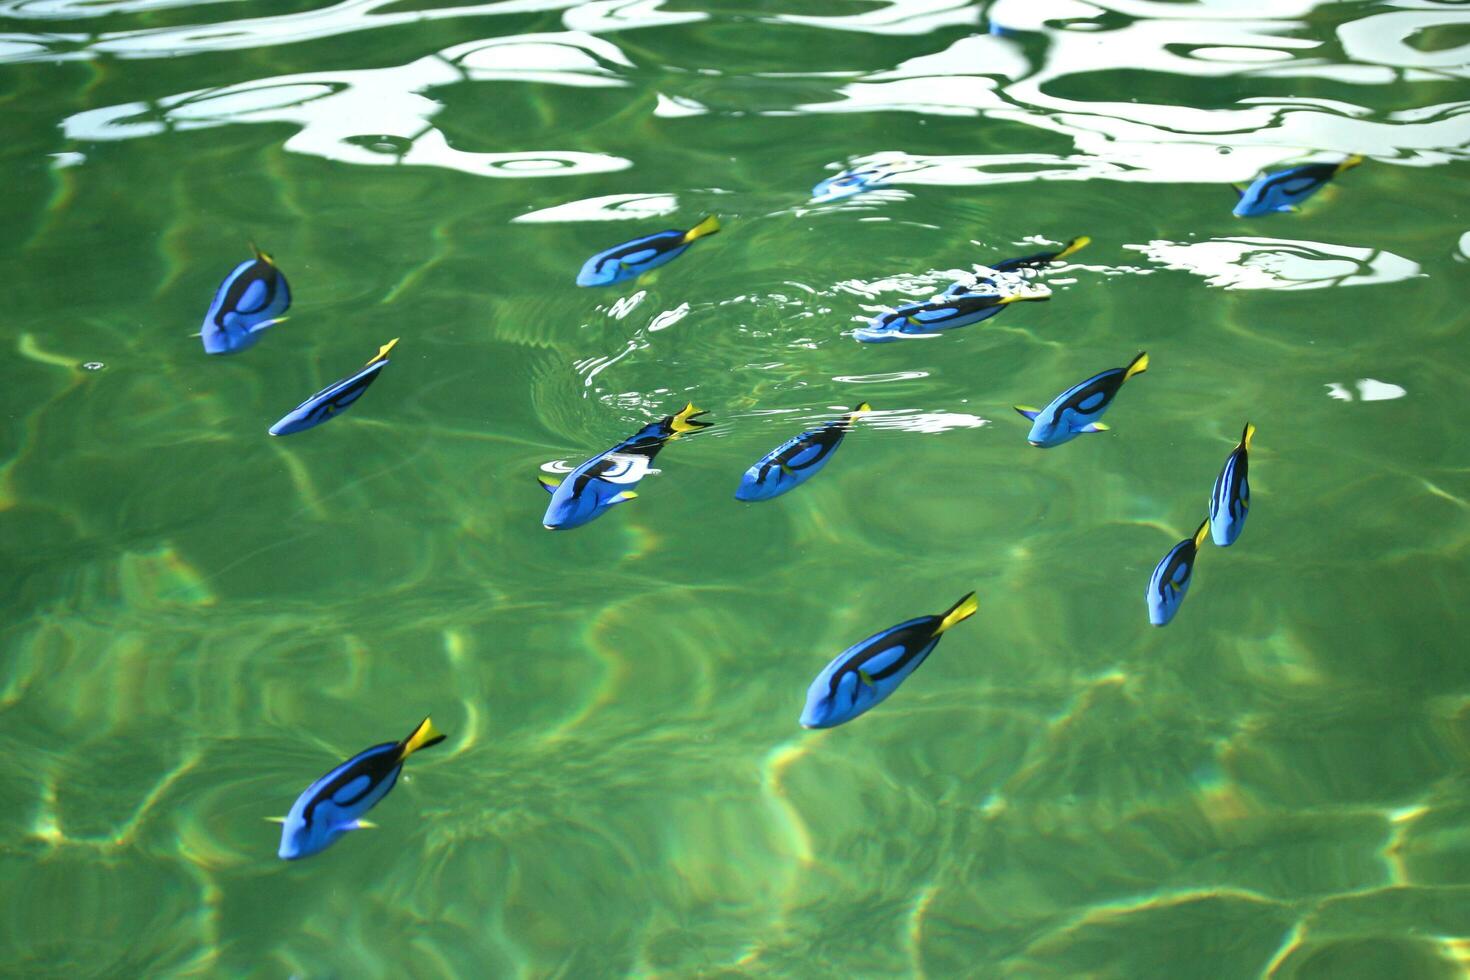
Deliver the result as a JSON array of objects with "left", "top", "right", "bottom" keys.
[{"left": 3, "top": 0, "right": 1470, "bottom": 976}]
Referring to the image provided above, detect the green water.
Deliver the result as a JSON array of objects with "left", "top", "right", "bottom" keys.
[{"left": 4, "top": 0, "right": 1470, "bottom": 976}]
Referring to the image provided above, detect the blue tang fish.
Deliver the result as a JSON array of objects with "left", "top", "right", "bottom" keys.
[
  {"left": 1015, "top": 351, "right": 1149, "bottom": 447},
  {"left": 201, "top": 244, "right": 290, "bottom": 355},
  {"left": 1233, "top": 156, "right": 1362, "bottom": 217},
  {"left": 800, "top": 592, "right": 978, "bottom": 729},
  {"left": 735, "top": 403, "right": 871, "bottom": 502},
  {"left": 275, "top": 717, "right": 445, "bottom": 860},
  {"left": 989, "top": 235, "right": 1090, "bottom": 274},
  {"left": 576, "top": 216, "right": 720, "bottom": 287},
  {"left": 1209, "top": 422, "right": 1255, "bottom": 547},
  {"left": 853, "top": 290, "right": 1046, "bottom": 343},
  {"left": 540, "top": 403, "right": 711, "bottom": 530},
  {"left": 269, "top": 339, "right": 397, "bottom": 436},
  {"left": 811, "top": 166, "right": 891, "bottom": 203},
  {"left": 1147, "top": 519, "right": 1210, "bottom": 626}
]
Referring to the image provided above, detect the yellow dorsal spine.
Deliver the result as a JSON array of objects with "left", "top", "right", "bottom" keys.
[
  {"left": 683, "top": 215, "right": 721, "bottom": 243},
  {"left": 399, "top": 716, "right": 446, "bottom": 759},
  {"left": 935, "top": 592, "right": 979, "bottom": 635},
  {"left": 367, "top": 338, "right": 399, "bottom": 366},
  {"left": 1193, "top": 519, "right": 1211, "bottom": 550},
  {"left": 669, "top": 403, "right": 709, "bottom": 435},
  {"left": 1057, "top": 235, "right": 1091, "bottom": 259}
]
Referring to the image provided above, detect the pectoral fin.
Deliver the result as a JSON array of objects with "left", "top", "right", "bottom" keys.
[
  {"left": 857, "top": 669, "right": 875, "bottom": 688},
  {"left": 247, "top": 316, "right": 288, "bottom": 335},
  {"left": 265, "top": 816, "right": 287, "bottom": 824},
  {"left": 1080, "top": 422, "right": 1110, "bottom": 433},
  {"left": 537, "top": 474, "right": 563, "bottom": 494},
  {"left": 1014, "top": 406, "right": 1041, "bottom": 421},
  {"left": 612, "top": 490, "right": 637, "bottom": 503}
]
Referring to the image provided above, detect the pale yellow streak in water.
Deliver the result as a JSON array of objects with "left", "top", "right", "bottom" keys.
[
  {"left": 1262, "top": 919, "right": 1309, "bottom": 978},
  {"left": 30, "top": 748, "right": 202, "bottom": 852},
  {"left": 443, "top": 628, "right": 483, "bottom": 755}
]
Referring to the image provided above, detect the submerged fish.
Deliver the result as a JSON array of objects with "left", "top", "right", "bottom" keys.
[
  {"left": 735, "top": 404, "right": 871, "bottom": 502},
  {"left": 269, "top": 339, "right": 397, "bottom": 436},
  {"left": 576, "top": 216, "right": 721, "bottom": 287},
  {"left": 201, "top": 244, "right": 290, "bottom": 355},
  {"left": 853, "top": 290, "right": 1047, "bottom": 343},
  {"left": 1015, "top": 351, "right": 1149, "bottom": 447},
  {"left": 811, "top": 166, "right": 891, "bottom": 203},
  {"left": 1209, "top": 422, "right": 1255, "bottom": 547},
  {"left": 275, "top": 717, "right": 446, "bottom": 860},
  {"left": 1147, "top": 519, "right": 1209, "bottom": 626},
  {"left": 989, "top": 236, "right": 1091, "bottom": 274},
  {"left": 1233, "top": 156, "right": 1362, "bottom": 217},
  {"left": 800, "top": 592, "right": 978, "bottom": 729},
  {"left": 540, "top": 403, "right": 711, "bottom": 530}
]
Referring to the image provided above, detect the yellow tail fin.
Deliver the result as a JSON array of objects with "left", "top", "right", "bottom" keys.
[
  {"left": 1057, "top": 235, "right": 1091, "bottom": 259},
  {"left": 669, "top": 402, "right": 712, "bottom": 436},
  {"left": 250, "top": 241, "right": 274, "bottom": 265},
  {"left": 1336, "top": 154, "right": 1364, "bottom": 174},
  {"left": 1192, "top": 519, "right": 1211, "bottom": 549},
  {"left": 935, "top": 592, "right": 979, "bottom": 634},
  {"left": 367, "top": 338, "right": 399, "bottom": 366},
  {"left": 1241, "top": 421, "right": 1256, "bottom": 451},
  {"left": 400, "top": 717, "right": 447, "bottom": 759},
  {"left": 683, "top": 215, "right": 721, "bottom": 243},
  {"left": 999, "top": 292, "right": 1049, "bottom": 305},
  {"left": 1123, "top": 351, "right": 1149, "bottom": 381}
]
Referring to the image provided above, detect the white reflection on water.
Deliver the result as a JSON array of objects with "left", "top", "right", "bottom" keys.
[
  {"left": 513, "top": 194, "right": 680, "bottom": 224},
  {"left": 770, "top": 0, "right": 979, "bottom": 36},
  {"left": 1125, "top": 237, "right": 1423, "bottom": 290},
  {"left": 62, "top": 33, "right": 636, "bottom": 178},
  {"left": 30, "top": 0, "right": 1470, "bottom": 187},
  {"left": 1326, "top": 379, "right": 1407, "bottom": 402}
]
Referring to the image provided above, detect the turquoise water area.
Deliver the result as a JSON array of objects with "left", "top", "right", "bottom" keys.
[{"left": 4, "top": 0, "right": 1470, "bottom": 976}]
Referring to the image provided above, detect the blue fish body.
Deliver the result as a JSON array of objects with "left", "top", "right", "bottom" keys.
[
  {"left": 801, "top": 593, "right": 977, "bottom": 729},
  {"left": 853, "top": 290, "right": 1041, "bottom": 343},
  {"left": 277, "top": 718, "right": 445, "bottom": 860},
  {"left": 1233, "top": 157, "right": 1362, "bottom": 217},
  {"left": 1209, "top": 422, "right": 1255, "bottom": 546},
  {"left": 989, "top": 235, "right": 1090, "bottom": 274},
  {"left": 1016, "top": 351, "right": 1148, "bottom": 447},
  {"left": 735, "top": 404, "right": 870, "bottom": 502},
  {"left": 201, "top": 247, "right": 290, "bottom": 355},
  {"left": 269, "top": 339, "right": 397, "bottom": 436},
  {"left": 1147, "top": 520, "right": 1210, "bottom": 626},
  {"left": 811, "top": 167, "right": 888, "bottom": 202},
  {"left": 576, "top": 216, "right": 720, "bottom": 287},
  {"left": 541, "top": 403, "right": 710, "bottom": 530}
]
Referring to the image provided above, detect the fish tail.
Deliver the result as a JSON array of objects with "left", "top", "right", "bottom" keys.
[
  {"left": 935, "top": 591, "right": 979, "bottom": 634},
  {"left": 250, "top": 241, "right": 274, "bottom": 265},
  {"left": 399, "top": 717, "right": 447, "bottom": 759},
  {"left": 1192, "top": 519, "right": 1211, "bottom": 549},
  {"left": 999, "top": 291, "right": 1049, "bottom": 305},
  {"left": 366, "top": 338, "right": 399, "bottom": 366},
  {"left": 668, "top": 402, "right": 712, "bottom": 436},
  {"left": 1123, "top": 351, "right": 1149, "bottom": 381},
  {"left": 683, "top": 215, "right": 721, "bottom": 243},
  {"left": 1336, "top": 154, "right": 1364, "bottom": 174},
  {"left": 846, "top": 402, "right": 874, "bottom": 421},
  {"left": 1241, "top": 421, "right": 1256, "bottom": 451},
  {"left": 1056, "top": 235, "right": 1091, "bottom": 259}
]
